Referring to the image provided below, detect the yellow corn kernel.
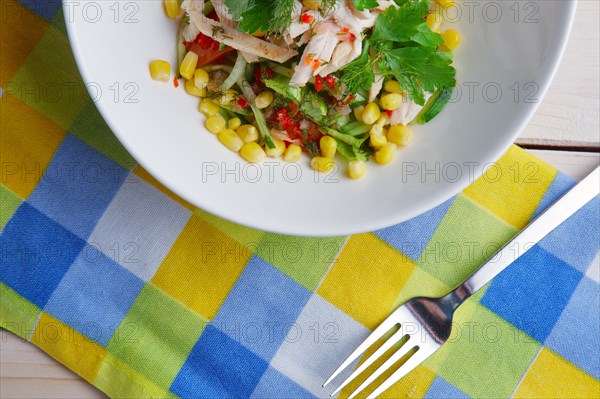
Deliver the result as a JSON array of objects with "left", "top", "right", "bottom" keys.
[
  {"left": 375, "top": 143, "right": 397, "bottom": 165},
  {"left": 370, "top": 131, "right": 387, "bottom": 150},
  {"left": 377, "top": 113, "right": 391, "bottom": 127},
  {"left": 348, "top": 160, "right": 366, "bottom": 179},
  {"left": 149, "top": 60, "right": 170, "bottom": 82},
  {"left": 353, "top": 105, "right": 364, "bottom": 122},
  {"left": 384, "top": 80, "right": 403, "bottom": 94},
  {"left": 320, "top": 136, "right": 337, "bottom": 159},
  {"left": 228, "top": 118, "right": 242, "bottom": 131},
  {"left": 266, "top": 140, "right": 286, "bottom": 158},
  {"left": 255, "top": 90, "right": 275, "bottom": 109},
  {"left": 426, "top": 13, "right": 442, "bottom": 32},
  {"left": 180, "top": 51, "right": 198, "bottom": 80},
  {"left": 283, "top": 144, "right": 302, "bottom": 162},
  {"left": 236, "top": 125, "right": 259, "bottom": 143},
  {"left": 370, "top": 124, "right": 384, "bottom": 136},
  {"left": 194, "top": 68, "right": 209, "bottom": 89},
  {"left": 362, "top": 102, "right": 381, "bottom": 125},
  {"left": 205, "top": 114, "right": 227, "bottom": 134},
  {"left": 218, "top": 129, "right": 244, "bottom": 152},
  {"left": 380, "top": 93, "right": 404, "bottom": 111},
  {"left": 199, "top": 98, "right": 220, "bottom": 117},
  {"left": 442, "top": 29, "right": 461, "bottom": 50},
  {"left": 437, "top": 0, "right": 455, "bottom": 8},
  {"left": 240, "top": 142, "right": 267, "bottom": 163},
  {"left": 303, "top": 0, "right": 321, "bottom": 10},
  {"left": 387, "top": 125, "right": 414, "bottom": 147},
  {"left": 185, "top": 78, "right": 206, "bottom": 97},
  {"left": 164, "top": 0, "right": 180, "bottom": 18},
  {"left": 311, "top": 157, "right": 335, "bottom": 173},
  {"left": 215, "top": 90, "right": 238, "bottom": 106}
]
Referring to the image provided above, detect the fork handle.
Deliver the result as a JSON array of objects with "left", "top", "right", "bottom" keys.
[{"left": 455, "top": 166, "right": 600, "bottom": 299}]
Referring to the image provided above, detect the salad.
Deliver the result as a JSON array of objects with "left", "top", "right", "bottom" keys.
[{"left": 151, "top": 0, "right": 460, "bottom": 179}]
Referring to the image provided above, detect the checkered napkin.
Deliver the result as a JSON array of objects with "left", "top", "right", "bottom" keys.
[{"left": 1, "top": 1, "right": 599, "bottom": 398}]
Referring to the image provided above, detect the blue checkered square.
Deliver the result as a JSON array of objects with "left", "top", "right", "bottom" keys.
[
  {"left": 481, "top": 245, "right": 582, "bottom": 342},
  {"left": 532, "top": 173, "right": 575, "bottom": 218},
  {"left": 424, "top": 377, "right": 471, "bottom": 399},
  {"left": 213, "top": 255, "right": 311, "bottom": 362},
  {"left": 0, "top": 203, "right": 84, "bottom": 308},
  {"left": 374, "top": 197, "right": 454, "bottom": 261},
  {"left": 539, "top": 196, "right": 600, "bottom": 273},
  {"left": 18, "top": 0, "right": 61, "bottom": 21},
  {"left": 545, "top": 276, "right": 600, "bottom": 379},
  {"left": 28, "top": 134, "right": 128, "bottom": 240},
  {"left": 171, "top": 325, "right": 268, "bottom": 399},
  {"left": 44, "top": 244, "right": 144, "bottom": 346}
]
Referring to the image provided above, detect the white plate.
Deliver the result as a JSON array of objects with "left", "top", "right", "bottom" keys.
[{"left": 64, "top": 0, "right": 576, "bottom": 236}]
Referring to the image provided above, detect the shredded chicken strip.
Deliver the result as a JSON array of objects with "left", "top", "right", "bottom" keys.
[
  {"left": 369, "top": 64, "right": 384, "bottom": 102},
  {"left": 183, "top": 0, "right": 297, "bottom": 63},
  {"left": 390, "top": 93, "right": 432, "bottom": 125},
  {"left": 209, "top": 0, "right": 260, "bottom": 63},
  {"left": 290, "top": 30, "right": 339, "bottom": 86}
]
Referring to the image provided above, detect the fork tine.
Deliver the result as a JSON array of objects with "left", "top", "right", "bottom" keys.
[
  {"left": 329, "top": 330, "right": 406, "bottom": 396},
  {"left": 346, "top": 338, "right": 417, "bottom": 399},
  {"left": 365, "top": 350, "right": 432, "bottom": 399},
  {"left": 323, "top": 317, "right": 399, "bottom": 388}
]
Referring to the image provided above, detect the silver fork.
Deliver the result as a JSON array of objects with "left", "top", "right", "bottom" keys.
[{"left": 324, "top": 166, "right": 600, "bottom": 399}]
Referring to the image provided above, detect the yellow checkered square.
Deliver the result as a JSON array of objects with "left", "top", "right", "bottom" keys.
[
  {"left": 514, "top": 347, "right": 600, "bottom": 399},
  {"left": 463, "top": 146, "right": 557, "bottom": 229},
  {"left": 30, "top": 313, "right": 106, "bottom": 382},
  {"left": 317, "top": 234, "right": 416, "bottom": 329},
  {"left": 0, "top": 0, "right": 49, "bottom": 82},
  {"left": 0, "top": 94, "right": 66, "bottom": 198},
  {"left": 152, "top": 215, "right": 252, "bottom": 320}
]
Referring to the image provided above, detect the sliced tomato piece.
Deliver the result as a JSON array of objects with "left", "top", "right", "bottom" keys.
[{"left": 187, "top": 35, "right": 233, "bottom": 67}]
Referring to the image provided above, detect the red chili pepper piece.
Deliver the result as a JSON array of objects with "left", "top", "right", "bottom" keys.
[
  {"left": 301, "top": 13, "right": 314, "bottom": 23},
  {"left": 315, "top": 75, "right": 324, "bottom": 92},
  {"left": 324, "top": 75, "right": 336, "bottom": 90}
]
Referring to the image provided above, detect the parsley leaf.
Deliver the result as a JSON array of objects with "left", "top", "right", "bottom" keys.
[
  {"left": 225, "top": 0, "right": 295, "bottom": 35},
  {"left": 383, "top": 46, "right": 456, "bottom": 105},
  {"left": 371, "top": 0, "right": 443, "bottom": 47},
  {"left": 339, "top": 42, "right": 376, "bottom": 93},
  {"left": 353, "top": 0, "right": 379, "bottom": 11},
  {"left": 224, "top": 0, "right": 248, "bottom": 20},
  {"left": 320, "top": 0, "right": 339, "bottom": 14}
]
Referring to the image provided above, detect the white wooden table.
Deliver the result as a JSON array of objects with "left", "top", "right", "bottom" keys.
[{"left": 1, "top": 2, "right": 599, "bottom": 397}]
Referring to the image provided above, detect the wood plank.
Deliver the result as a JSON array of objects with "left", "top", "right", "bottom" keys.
[
  {"left": 517, "top": 0, "right": 600, "bottom": 148},
  {"left": 528, "top": 149, "right": 600, "bottom": 179},
  {"left": 0, "top": 332, "right": 105, "bottom": 399},
  {"left": 1, "top": 151, "right": 598, "bottom": 398}
]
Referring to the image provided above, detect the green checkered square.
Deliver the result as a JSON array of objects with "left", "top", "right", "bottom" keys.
[
  {"left": 255, "top": 233, "right": 347, "bottom": 291},
  {"left": 431, "top": 300, "right": 540, "bottom": 398},
  {"left": 393, "top": 267, "right": 451, "bottom": 309},
  {"left": 0, "top": 282, "right": 41, "bottom": 340},
  {"left": 69, "top": 101, "right": 136, "bottom": 169},
  {"left": 0, "top": 185, "right": 22, "bottom": 231},
  {"left": 50, "top": 7, "right": 68, "bottom": 35},
  {"left": 418, "top": 195, "right": 518, "bottom": 288},
  {"left": 10, "top": 26, "right": 88, "bottom": 129},
  {"left": 107, "top": 284, "right": 206, "bottom": 388}
]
